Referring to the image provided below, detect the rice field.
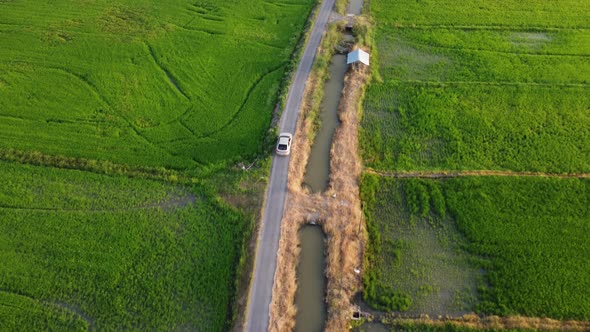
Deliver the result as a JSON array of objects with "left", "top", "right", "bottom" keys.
[
  {"left": 359, "top": 0, "right": 590, "bottom": 325},
  {"left": 0, "top": 0, "right": 314, "bottom": 168},
  {"left": 0, "top": 0, "right": 316, "bottom": 330},
  {"left": 361, "top": 0, "right": 590, "bottom": 173},
  {"left": 361, "top": 175, "right": 590, "bottom": 320},
  {"left": 0, "top": 160, "right": 249, "bottom": 330}
]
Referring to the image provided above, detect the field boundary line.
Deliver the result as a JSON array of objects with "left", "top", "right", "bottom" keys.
[
  {"left": 386, "top": 79, "right": 590, "bottom": 88},
  {"left": 366, "top": 168, "right": 590, "bottom": 179},
  {"left": 383, "top": 24, "right": 590, "bottom": 31},
  {"left": 0, "top": 148, "right": 202, "bottom": 182},
  {"left": 396, "top": 39, "right": 590, "bottom": 58}
]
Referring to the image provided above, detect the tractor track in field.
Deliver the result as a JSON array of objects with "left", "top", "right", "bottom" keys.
[
  {"left": 5, "top": 61, "right": 174, "bottom": 155},
  {"left": 0, "top": 114, "right": 26, "bottom": 121},
  {"left": 366, "top": 168, "right": 590, "bottom": 179},
  {"left": 194, "top": 63, "right": 286, "bottom": 139},
  {"left": 160, "top": 62, "right": 285, "bottom": 144},
  {"left": 52, "top": 301, "right": 95, "bottom": 331},
  {"left": 171, "top": 24, "right": 225, "bottom": 36},
  {"left": 145, "top": 43, "right": 191, "bottom": 101},
  {"left": 29, "top": 62, "right": 181, "bottom": 159},
  {"left": 0, "top": 290, "right": 95, "bottom": 331}
]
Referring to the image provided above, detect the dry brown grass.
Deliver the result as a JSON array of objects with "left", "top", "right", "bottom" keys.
[{"left": 268, "top": 58, "right": 369, "bottom": 331}]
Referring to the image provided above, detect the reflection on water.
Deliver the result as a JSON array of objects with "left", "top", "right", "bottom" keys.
[
  {"left": 294, "top": 225, "right": 327, "bottom": 332},
  {"left": 303, "top": 54, "right": 347, "bottom": 193},
  {"left": 347, "top": 0, "right": 363, "bottom": 15}
]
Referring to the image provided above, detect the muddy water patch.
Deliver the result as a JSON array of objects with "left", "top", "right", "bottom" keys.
[
  {"left": 303, "top": 53, "right": 347, "bottom": 193},
  {"left": 294, "top": 225, "right": 327, "bottom": 332},
  {"left": 347, "top": 0, "right": 363, "bottom": 15}
]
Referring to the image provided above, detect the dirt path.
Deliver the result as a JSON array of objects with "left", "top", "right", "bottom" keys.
[
  {"left": 269, "top": 65, "right": 369, "bottom": 331},
  {"left": 366, "top": 168, "right": 590, "bottom": 179}
]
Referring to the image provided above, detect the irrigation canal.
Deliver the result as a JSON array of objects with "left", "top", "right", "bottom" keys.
[
  {"left": 294, "top": 225, "right": 327, "bottom": 332},
  {"left": 294, "top": 0, "right": 364, "bottom": 330},
  {"left": 302, "top": 53, "right": 347, "bottom": 192}
]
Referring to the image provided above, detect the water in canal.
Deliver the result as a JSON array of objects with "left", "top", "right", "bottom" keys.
[
  {"left": 302, "top": 53, "right": 347, "bottom": 193},
  {"left": 294, "top": 225, "right": 327, "bottom": 332},
  {"left": 295, "top": 2, "right": 363, "bottom": 330},
  {"left": 347, "top": 0, "right": 363, "bottom": 15}
]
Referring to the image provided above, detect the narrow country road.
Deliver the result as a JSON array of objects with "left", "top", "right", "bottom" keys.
[{"left": 244, "top": 0, "right": 336, "bottom": 331}]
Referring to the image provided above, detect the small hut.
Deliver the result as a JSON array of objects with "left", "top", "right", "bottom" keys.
[{"left": 347, "top": 49, "right": 370, "bottom": 70}]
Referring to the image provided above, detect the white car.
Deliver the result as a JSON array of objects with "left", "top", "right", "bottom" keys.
[{"left": 276, "top": 133, "right": 293, "bottom": 156}]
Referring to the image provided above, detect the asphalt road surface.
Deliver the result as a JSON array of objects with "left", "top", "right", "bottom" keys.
[{"left": 244, "top": 0, "right": 336, "bottom": 331}]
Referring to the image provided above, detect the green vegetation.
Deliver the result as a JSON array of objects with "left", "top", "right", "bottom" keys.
[
  {"left": 360, "top": 0, "right": 590, "bottom": 325},
  {"left": 0, "top": 0, "right": 314, "bottom": 168},
  {"left": 386, "top": 322, "right": 537, "bottom": 332},
  {"left": 444, "top": 177, "right": 590, "bottom": 319},
  {"left": 361, "top": 175, "right": 590, "bottom": 320},
  {"left": 361, "top": 1, "right": 590, "bottom": 173},
  {"left": 0, "top": 0, "right": 318, "bottom": 329},
  {"left": 361, "top": 174, "right": 479, "bottom": 315},
  {"left": 361, "top": 82, "right": 590, "bottom": 172},
  {"left": 371, "top": 0, "right": 590, "bottom": 28},
  {"left": 0, "top": 161, "right": 249, "bottom": 330}
]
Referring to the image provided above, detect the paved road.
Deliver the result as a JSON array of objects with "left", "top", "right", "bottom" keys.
[{"left": 244, "top": 0, "right": 336, "bottom": 331}]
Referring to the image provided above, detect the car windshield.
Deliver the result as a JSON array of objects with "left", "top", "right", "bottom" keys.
[{"left": 278, "top": 144, "right": 287, "bottom": 150}]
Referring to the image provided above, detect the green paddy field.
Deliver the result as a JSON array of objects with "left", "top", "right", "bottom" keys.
[
  {"left": 360, "top": 0, "right": 590, "bottom": 323},
  {"left": 0, "top": 0, "right": 313, "bottom": 168},
  {"left": 0, "top": 0, "right": 315, "bottom": 330}
]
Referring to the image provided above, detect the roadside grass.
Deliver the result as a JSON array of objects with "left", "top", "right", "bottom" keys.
[
  {"left": 0, "top": 0, "right": 314, "bottom": 168},
  {"left": 361, "top": 1, "right": 590, "bottom": 173},
  {"left": 361, "top": 174, "right": 590, "bottom": 320},
  {"left": 0, "top": 161, "right": 249, "bottom": 331}
]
